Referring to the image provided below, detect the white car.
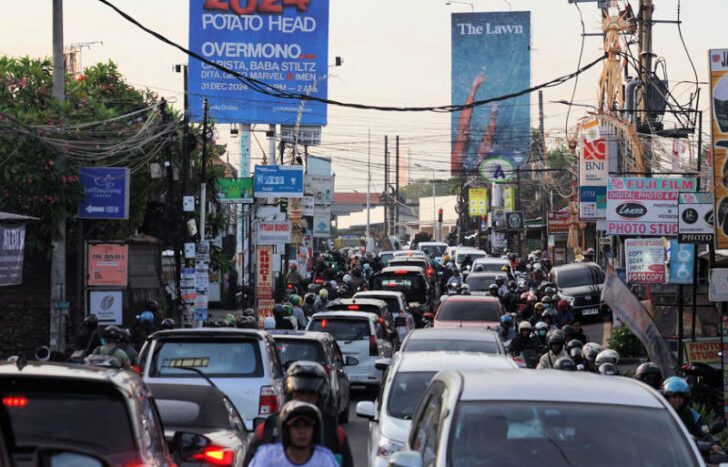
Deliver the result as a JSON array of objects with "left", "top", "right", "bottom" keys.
[
  {"left": 471, "top": 257, "right": 514, "bottom": 279},
  {"left": 307, "top": 311, "right": 394, "bottom": 388},
  {"left": 454, "top": 248, "right": 487, "bottom": 271},
  {"left": 391, "top": 370, "right": 706, "bottom": 467},
  {"left": 416, "top": 242, "right": 448, "bottom": 261},
  {"left": 356, "top": 352, "right": 518, "bottom": 467},
  {"left": 353, "top": 290, "right": 415, "bottom": 344}
]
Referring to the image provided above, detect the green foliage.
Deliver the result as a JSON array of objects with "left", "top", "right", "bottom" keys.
[{"left": 607, "top": 324, "right": 647, "bottom": 358}]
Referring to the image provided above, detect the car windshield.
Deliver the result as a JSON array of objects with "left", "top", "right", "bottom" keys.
[
  {"left": 379, "top": 253, "right": 393, "bottom": 267},
  {"left": 465, "top": 274, "right": 499, "bottom": 291},
  {"left": 373, "top": 274, "right": 427, "bottom": 302},
  {"left": 3, "top": 381, "right": 136, "bottom": 463},
  {"left": 387, "top": 371, "right": 436, "bottom": 419},
  {"left": 556, "top": 266, "right": 605, "bottom": 288},
  {"left": 449, "top": 402, "right": 699, "bottom": 467},
  {"left": 275, "top": 339, "right": 327, "bottom": 366},
  {"left": 456, "top": 252, "right": 485, "bottom": 265},
  {"left": 150, "top": 338, "right": 262, "bottom": 377},
  {"left": 420, "top": 245, "right": 446, "bottom": 257},
  {"left": 437, "top": 300, "right": 500, "bottom": 322},
  {"left": 403, "top": 339, "right": 500, "bottom": 354},
  {"left": 310, "top": 318, "right": 371, "bottom": 341},
  {"left": 473, "top": 262, "right": 508, "bottom": 273},
  {"left": 356, "top": 295, "right": 402, "bottom": 314}
]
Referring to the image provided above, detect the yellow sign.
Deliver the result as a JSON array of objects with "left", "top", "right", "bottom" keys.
[
  {"left": 468, "top": 188, "right": 488, "bottom": 217},
  {"left": 710, "top": 49, "right": 728, "bottom": 249},
  {"left": 684, "top": 340, "right": 720, "bottom": 365},
  {"left": 504, "top": 187, "right": 515, "bottom": 212}
]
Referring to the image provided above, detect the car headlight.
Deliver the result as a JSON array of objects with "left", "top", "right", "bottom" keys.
[{"left": 377, "top": 436, "right": 405, "bottom": 459}]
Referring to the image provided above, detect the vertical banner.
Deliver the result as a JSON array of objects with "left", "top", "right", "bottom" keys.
[
  {"left": 313, "top": 207, "right": 331, "bottom": 238},
  {"left": 0, "top": 225, "right": 25, "bottom": 286},
  {"left": 256, "top": 246, "right": 273, "bottom": 299},
  {"left": 194, "top": 243, "right": 210, "bottom": 322},
  {"left": 578, "top": 124, "right": 609, "bottom": 220},
  {"left": 666, "top": 240, "right": 695, "bottom": 285},
  {"left": 88, "top": 290, "right": 123, "bottom": 325},
  {"left": 503, "top": 187, "right": 515, "bottom": 211},
  {"left": 451, "top": 12, "right": 531, "bottom": 176},
  {"left": 188, "top": 0, "right": 330, "bottom": 125},
  {"left": 709, "top": 49, "right": 728, "bottom": 249},
  {"left": 468, "top": 188, "right": 488, "bottom": 217}
]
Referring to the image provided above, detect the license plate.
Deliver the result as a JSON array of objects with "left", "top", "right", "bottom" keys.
[{"left": 582, "top": 308, "right": 599, "bottom": 316}]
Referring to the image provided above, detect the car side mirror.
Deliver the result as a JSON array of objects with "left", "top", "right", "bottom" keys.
[
  {"left": 173, "top": 432, "right": 212, "bottom": 460},
  {"left": 37, "top": 449, "right": 109, "bottom": 467},
  {"left": 389, "top": 451, "right": 423, "bottom": 467},
  {"left": 356, "top": 400, "right": 376, "bottom": 420},
  {"left": 345, "top": 356, "right": 359, "bottom": 366},
  {"left": 375, "top": 357, "right": 391, "bottom": 371}
]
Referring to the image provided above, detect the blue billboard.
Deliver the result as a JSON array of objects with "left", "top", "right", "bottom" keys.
[
  {"left": 188, "top": 0, "right": 329, "bottom": 125},
  {"left": 78, "top": 167, "right": 130, "bottom": 220},
  {"left": 254, "top": 165, "right": 304, "bottom": 198},
  {"left": 451, "top": 12, "right": 531, "bottom": 175}
]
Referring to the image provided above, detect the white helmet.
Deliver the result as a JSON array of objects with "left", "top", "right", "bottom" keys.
[
  {"left": 343, "top": 274, "right": 352, "bottom": 284},
  {"left": 263, "top": 317, "right": 276, "bottom": 330}
]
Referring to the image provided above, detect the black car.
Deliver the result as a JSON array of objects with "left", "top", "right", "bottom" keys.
[
  {"left": 268, "top": 330, "right": 354, "bottom": 423},
  {"left": 464, "top": 272, "right": 502, "bottom": 295},
  {"left": 550, "top": 262, "right": 607, "bottom": 320},
  {"left": 326, "top": 298, "right": 399, "bottom": 348},
  {"left": 370, "top": 266, "right": 432, "bottom": 326}
]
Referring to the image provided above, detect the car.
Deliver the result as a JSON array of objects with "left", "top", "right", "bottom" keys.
[
  {"left": 326, "top": 298, "right": 399, "bottom": 348},
  {"left": 399, "top": 328, "right": 505, "bottom": 354},
  {"left": 355, "top": 352, "right": 518, "bottom": 467},
  {"left": 307, "top": 311, "right": 394, "bottom": 388},
  {"left": 391, "top": 370, "right": 706, "bottom": 467},
  {"left": 393, "top": 250, "right": 427, "bottom": 258},
  {"left": 370, "top": 266, "right": 432, "bottom": 325},
  {"left": 149, "top": 383, "right": 248, "bottom": 466},
  {"left": 463, "top": 271, "right": 502, "bottom": 295},
  {"left": 377, "top": 251, "right": 395, "bottom": 268},
  {"left": 453, "top": 248, "right": 487, "bottom": 271},
  {"left": 268, "top": 330, "right": 353, "bottom": 423},
  {"left": 353, "top": 290, "right": 415, "bottom": 343},
  {"left": 433, "top": 295, "right": 503, "bottom": 330},
  {"left": 388, "top": 256, "right": 435, "bottom": 284},
  {"left": 471, "top": 257, "right": 514, "bottom": 279},
  {"left": 550, "top": 262, "right": 607, "bottom": 320},
  {"left": 138, "top": 328, "right": 284, "bottom": 431},
  {"left": 414, "top": 242, "right": 448, "bottom": 261},
  {"left": 0, "top": 360, "right": 206, "bottom": 467}
]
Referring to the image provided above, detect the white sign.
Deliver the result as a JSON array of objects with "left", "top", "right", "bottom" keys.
[
  {"left": 313, "top": 207, "right": 331, "bottom": 238},
  {"left": 184, "top": 242, "right": 196, "bottom": 259},
  {"left": 304, "top": 174, "right": 334, "bottom": 205},
  {"left": 89, "top": 290, "right": 123, "bottom": 324},
  {"left": 479, "top": 158, "right": 514, "bottom": 183},
  {"left": 183, "top": 196, "right": 195, "bottom": 212},
  {"left": 709, "top": 268, "right": 728, "bottom": 302},
  {"left": 678, "top": 193, "right": 714, "bottom": 243},
  {"left": 578, "top": 132, "right": 609, "bottom": 220},
  {"left": 257, "top": 221, "right": 292, "bottom": 244},
  {"left": 280, "top": 126, "right": 322, "bottom": 146},
  {"left": 302, "top": 196, "right": 315, "bottom": 216},
  {"left": 625, "top": 238, "right": 666, "bottom": 284}
]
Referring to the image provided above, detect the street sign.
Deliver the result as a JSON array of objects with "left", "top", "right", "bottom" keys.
[
  {"left": 254, "top": 165, "right": 304, "bottom": 198},
  {"left": 479, "top": 158, "right": 514, "bottom": 183},
  {"left": 78, "top": 167, "right": 130, "bottom": 220},
  {"left": 216, "top": 177, "right": 253, "bottom": 204},
  {"left": 678, "top": 193, "right": 714, "bottom": 243},
  {"left": 506, "top": 212, "right": 524, "bottom": 231}
]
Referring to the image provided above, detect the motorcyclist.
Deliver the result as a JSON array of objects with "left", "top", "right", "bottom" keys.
[
  {"left": 160, "top": 318, "right": 176, "bottom": 330},
  {"left": 537, "top": 330, "right": 568, "bottom": 369},
  {"left": 571, "top": 320, "right": 588, "bottom": 344},
  {"left": 248, "top": 401, "right": 338, "bottom": 467},
  {"left": 447, "top": 269, "right": 463, "bottom": 291},
  {"left": 460, "top": 284, "right": 472, "bottom": 296},
  {"left": 245, "top": 361, "right": 353, "bottom": 467},
  {"left": 273, "top": 304, "right": 296, "bottom": 330},
  {"left": 495, "top": 275, "right": 508, "bottom": 297},
  {"left": 303, "top": 293, "right": 317, "bottom": 317},
  {"left": 313, "top": 289, "right": 329, "bottom": 314},
  {"left": 285, "top": 263, "right": 304, "bottom": 296},
  {"left": 635, "top": 362, "right": 663, "bottom": 390},
  {"left": 582, "top": 342, "right": 603, "bottom": 372},
  {"left": 75, "top": 314, "right": 102, "bottom": 354},
  {"left": 508, "top": 321, "right": 541, "bottom": 355},
  {"left": 533, "top": 321, "right": 549, "bottom": 349},
  {"left": 488, "top": 283, "right": 499, "bottom": 298},
  {"left": 556, "top": 300, "right": 574, "bottom": 327},
  {"left": 91, "top": 326, "right": 131, "bottom": 369},
  {"left": 595, "top": 349, "right": 620, "bottom": 372},
  {"left": 236, "top": 315, "right": 259, "bottom": 329},
  {"left": 131, "top": 304, "right": 157, "bottom": 350},
  {"left": 117, "top": 328, "right": 139, "bottom": 365},
  {"left": 496, "top": 314, "right": 515, "bottom": 342},
  {"left": 661, "top": 376, "right": 720, "bottom": 453},
  {"left": 529, "top": 302, "right": 545, "bottom": 326},
  {"left": 554, "top": 357, "right": 576, "bottom": 371},
  {"left": 289, "top": 295, "right": 308, "bottom": 329}
]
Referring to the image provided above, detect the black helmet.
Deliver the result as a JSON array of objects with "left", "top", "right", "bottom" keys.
[
  {"left": 83, "top": 314, "right": 99, "bottom": 328},
  {"left": 103, "top": 325, "right": 121, "bottom": 341},
  {"left": 598, "top": 362, "right": 619, "bottom": 375},
  {"left": 304, "top": 293, "right": 317, "bottom": 305},
  {"left": 278, "top": 401, "right": 323, "bottom": 448},
  {"left": 569, "top": 346, "right": 584, "bottom": 362},
  {"left": 214, "top": 318, "right": 229, "bottom": 328},
  {"left": 562, "top": 325, "right": 576, "bottom": 341},
  {"left": 635, "top": 362, "right": 663, "bottom": 390},
  {"left": 565, "top": 338, "right": 583, "bottom": 352},
  {"left": 119, "top": 328, "right": 132, "bottom": 344},
  {"left": 283, "top": 361, "right": 330, "bottom": 407},
  {"left": 273, "top": 304, "right": 286, "bottom": 319},
  {"left": 243, "top": 308, "right": 256, "bottom": 317},
  {"left": 582, "top": 343, "right": 603, "bottom": 363},
  {"left": 160, "top": 318, "right": 176, "bottom": 330},
  {"left": 547, "top": 330, "right": 565, "bottom": 346},
  {"left": 307, "top": 283, "right": 320, "bottom": 293},
  {"left": 495, "top": 275, "right": 505, "bottom": 284},
  {"left": 236, "top": 316, "right": 258, "bottom": 329},
  {"left": 541, "top": 296, "right": 552, "bottom": 305},
  {"left": 554, "top": 357, "right": 577, "bottom": 371},
  {"left": 508, "top": 280, "right": 517, "bottom": 289},
  {"left": 544, "top": 286, "right": 556, "bottom": 296}
]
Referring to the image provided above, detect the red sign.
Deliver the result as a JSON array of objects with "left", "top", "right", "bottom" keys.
[
  {"left": 582, "top": 138, "right": 606, "bottom": 161},
  {"left": 547, "top": 211, "right": 570, "bottom": 234},
  {"left": 256, "top": 246, "right": 273, "bottom": 299},
  {"left": 258, "top": 299, "right": 275, "bottom": 319},
  {"left": 88, "top": 244, "right": 128, "bottom": 287}
]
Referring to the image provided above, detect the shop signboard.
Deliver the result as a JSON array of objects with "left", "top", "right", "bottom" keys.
[
  {"left": 313, "top": 207, "right": 331, "bottom": 238},
  {"left": 256, "top": 221, "right": 292, "bottom": 245},
  {"left": 709, "top": 49, "right": 728, "bottom": 250},
  {"left": 666, "top": 240, "right": 695, "bottom": 285},
  {"left": 216, "top": 177, "right": 253, "bottom": 204},
  {"left": 468, "top": 188, "right": 488, "bottom": 217},
  {"left": 578, "top": 130, "right": 609, "bottom": 220},
  {"left": 89, "top": 290, "right": 123, "bottom": 325},
  {"left": 547, "top": 211, "right": 570, "bottom": 235},
  {"left": 256, "top": 246, "right": 274, "bottom": 300},
  {"left": 87, "top": 244, "right": 129, "bottom": 287},
  {"left": 254, "top": 165, "right": 304, "bottom": 198},
  {"left": 304, "top": 174, "right": 334, "bottom": 205},
  {"left": 0, "top": 225, "right": 25, "bottom": 286},
  {"left": 625, "top": 238, "right": 666, "bottom": 284},
  {"left": 678, "top": 193, "right": 715, "bottom": 243}
]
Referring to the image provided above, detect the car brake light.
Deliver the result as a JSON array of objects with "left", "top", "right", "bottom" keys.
[
  {"left": 369, "top": 335, "right": 378, "bottom": 356},
  {"left": 131, "top": 364, "right": 141, "bottom": 375},
  {"left": 394, "top": 270, "right": 408, "bottom": 275},
  {"left": 320, "top": 319, "right": 328, "bottom": 329},
  {"left": 347, "top": 305, "right": 360, "bottom": 310},
  {"left": 386, "top": 283, "right": 398, "bottom": 287},
  {"left": 2, "top": 396, "right": 27, "bottom": 407},
  {"left": 192, "top": 446, "right": 234, "bottom": 466},
  {"left": 287, "top": 284, "right": 294, "bottom": 289},
  {"left": 315, "top": 278, "right": 324, "bottom": 285},
  {"left": 259, "top": 386, "right": 279, "bottom": 415},
  {"left": 379, "top": 316, "right": 385, "bottom": 324}
]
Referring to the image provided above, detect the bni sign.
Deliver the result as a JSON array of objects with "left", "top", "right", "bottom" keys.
[{"left": 78, "top": 167, "right": 130, "bottom": 220}]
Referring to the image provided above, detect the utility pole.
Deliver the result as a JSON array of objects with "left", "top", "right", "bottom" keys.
[
  {"left": 200, "top": 99, "right": 209, "bottom": 244},
  {"left": 384, "top": 136, "right": 389, "bottom": 236},
  {"left": 638, "top": 0, "right": 654, "bottom": 174},
  {"left": 365, "top": 129, "right": 371, "bottom": 244},
  {"left": 50, "top": 0, "right": 66, "bottom": 351},
  {"left": 395, "top": 135, "right": 400, "bottom": 239},
  {"left": 538, "top": 90, "right": 548, "bottom": 250}
]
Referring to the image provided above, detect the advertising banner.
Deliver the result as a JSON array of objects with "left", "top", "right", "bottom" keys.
[
  {"left": 0, "top": 225, "right": 25, "bottom": 286},
  {"left": 666, "top": 240, "right": 695, "bottom": 285},
  {"left": 625, "top": 238, "right": 666, "bottom": 284},
  {"left": 606, "top": 177, "right": 696, "bottom": 236},
  {"left": 684, "top": 339, "right": 720, "bottom": 365},
  {"left": 304, "top": 174, "right": 334, "bottom": 204},
  {"left": 678, "top": 193, "right": 715, "bottom": 243},
  {"left": 89, "top": 290, "right": 123, "bottom": 324},
  {"left": 504, "top": 187, "right": 515, "bottom": 211},
  {"left": 468, "top": 188, "right": 488, "bottom": 217},
  {"left": 301, "top": 195, "right": 315, "bottom": 216},
  {"left": 78, "top": 167, "right": 130, "bottom": 220},
  {"left": 87, "top": 244, "right": 128, "bottom": 287},
  {"left": 254, "top": 165, "right": 304, "bottom": 198},
  {"left": 451, "top": 12, "right": 531, "bottom": 175},
  {"left": 547, "top": 211, "right": 570, "bottom": 234},
  {"left": 194, "top": 246, "right": 209, "bottom": 322},
  {"left": 216, "top": 177, "right": 253, "bottom": 204},
  {"left": 313, "top": 207, "right": 331, "bottom": 238},
  {"left": 709, "top": 49, "right": 728, "bottom": 249},
  {"left": 506, "top": 212, "right": 524, "bottom": 231},
  {"left": 578, "top": 130, "right": 609, "bottom": 220},
  {"left": 258, "top": 298, "right": 275, "bottom": 318},
  {"left": 710, "top": 268, "right": 728, "bottom": 302},
  {"left": 256, "top": 221, "right": 292, "bottom": 244},
  {"left": 188, "top": 0, "right": 330, "bottom": 125},
  {"left": 256, "top": 246, "right": 274, "bottom": 300}
]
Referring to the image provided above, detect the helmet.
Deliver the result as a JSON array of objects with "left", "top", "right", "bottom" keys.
[
  {"left": 554, "top": 357, "right": 577, "bottom": 371},
  {"left": 273, "top": 304, "right": 286, "bottom": 319},
  {"left": 518, "top": 321, "right": 532, "bottom": 332},
  {"left": 215, "top": 318, "right": 229, "bottom": 328},
  {"left": 243, "top": 308, "right": 256, "bottom": 317},
  {"left": 582, "top": 343, "right": 603, "bottom": 363},
  {"left": 489, "top": 284, "right": 499, "bottom": 292},
  {"left": 319, "top": 289, "right": 329, "bottom": 299},
  {"left": 534, "top": 303, "right": 545, "bottom": 313},
  {"left": 278, "top": 401, "right": 323, "bottom": 449},
  {"left": 547, "top": 330, "right": 565, "bottom": 346},
  {"left": 103, "top": 325, "right": 121, "bottom": 341},
  {"left": 520, "top": 292, "right": 530, "bottom": 301},
  {"left": 495, "top": 275, "right": 505, "bottom": 284},
  {"left": 289, "top": 294, "right": 302, "bottom": 306},
  {"left": 500, "top": 314, "right": 513, "bottom": 324},
  {"left": 635, "top": 362, "right": 663, "bottom": 390},
  {"left": 595, "top": 349, "right": 620, "bottom": 367},
  {"left": 160, "top": 318, "right": 176, "bottom": 330},
  {"left": 263, "top": 317, "right": 276, "bottom": 330},
  {"left": 84, "top": 314, "right": 99, "bottom": 328},
  {"left": 284, "top": 361, "right": 330, "bottom": 406},
  {"left": 283, "top": 304, "right": 294, "bottom": 317},
  {"left": 543, "top": 309, "right": 559, "bottom": 321},
  {"left": 224, "top": 313, "right": 237, "bottom": 326},
  {"left": 138, "top": 311, "right": 155, "bottom": 325},
  {"left": 544, "top": 286, "right": 556, "bottom": 296},
  {"left": 304, "top": 293, "right": 316, "bottom": 305},
  {"left": 598, "top": 362, "right": 619, "bottom": 376},
  {"left": 119, "top": 328, "right": 132, "bottom": 344},
  {"left": 569, "top": 347, "right": 584, "bottom": 361},
  {"left": 236, "top": 316, "right": 258, "bottom": 329},
  {"left": 541, "top": 296, "right": 552, "bottom": 305},
  {"left": 460, "top": 284, "right": 471, "bottom": 295},
  {"left": 562, "top": 325, "right": 575, "bottom": 339},
  {"left": 565, "top": 339, "right": 583, "bottom": 352},
  {"left": 556, "top": 300, "right": 570, "bottom": 312},
  {"left": 307, "top": 283, "right": 320, "bottom": 293},
  {"left": 500, "top": 265, "right": 509, "bottom": 272},
  {"left": 535, "top": 321, "right": 548, "bottom": 337},
  {"left": 343, "top": 274, "right": 352, "bottom": 284},
  {"left": 527, "top": 293, "right": 538, "bottom": 303}
]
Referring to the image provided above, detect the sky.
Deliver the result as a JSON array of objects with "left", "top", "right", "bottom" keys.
[{"left": 1, "top": 0, "right": 725, "bottom": 193}]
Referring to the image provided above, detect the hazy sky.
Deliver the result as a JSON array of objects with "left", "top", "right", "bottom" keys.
[{"left": 1, "top": 0, "right": 724, "bottom": 192}]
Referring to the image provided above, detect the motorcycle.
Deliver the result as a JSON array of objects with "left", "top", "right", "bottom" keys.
[
  {"left": 681, "top": 362, "right": 723, "bottom": 416},
  {"left": 510, "top": 348, "right": 540, "bottom": 369}
]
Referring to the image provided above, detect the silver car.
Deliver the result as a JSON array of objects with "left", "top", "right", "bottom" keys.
[
  {"left": 138, "top": 328, "right": 284, "bottom": 431},
  {"left": 399, "top": 328, "right": 505, "bottom": 355},
  {"left": 391, "top": 370, "right": 706, "bottom": 467},
  {"left": 353, "top": 290, "right": 415, "bottom": 343},
  {"left": 356, "top": 352, "right": 517, "bottom": 467}
]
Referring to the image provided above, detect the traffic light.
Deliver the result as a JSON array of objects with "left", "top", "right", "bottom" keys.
[{"left": 438, "top": 208, "right": 443, "bottom": 223}]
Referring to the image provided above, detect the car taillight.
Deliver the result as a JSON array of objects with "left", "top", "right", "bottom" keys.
[
  {"left": 2, "top": 396, "right": 27, "bottom": 407},
  {"left": 259, "top": 386, "right": 279, "bottom": 415},
  {"left": 347, "top": 305, "right": 360, "bottom": 310},
  {"left": 287, "top": 284, "right": 294, "bottom": 289},
  {"left": 427, "top": 267, "right": 434, "bottom": 277},
  {"left": 131, "top": 364, "right": 141, "bottom": 374},
  {"left": 369, "top": 335, "right": 378, "bottom": 356},
  {"left": 379, "top": 316, "right": 385, "bottom": 324},
  {"left": 192, "top": 446, "right": 234, "bottom": 466},
  {"left": 394, "top": 270, "right": 408, "bottom": 275}
]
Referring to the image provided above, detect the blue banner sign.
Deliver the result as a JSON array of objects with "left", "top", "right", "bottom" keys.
[
  {"left": 78, "top": 167, "right": 130, "bottom": 220},
  {"left": 254, "top": 165, "right": 304, "bottom": 198},
  {"left": 451, "top": 11, "right": 531, "bottom": 175},
  {"left": 188, "top": 0, "right": 330, "bottom": 125},
  {"left": 667, "top": 240, "right": 695, "bottom": 285}
]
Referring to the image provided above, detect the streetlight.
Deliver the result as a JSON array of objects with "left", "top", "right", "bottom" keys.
[
  {"left": 415, "top": 163, "right": 437, "bottom": 239},
  {"left": 445, "top": 1, "right": 474, "bottom": 11}
]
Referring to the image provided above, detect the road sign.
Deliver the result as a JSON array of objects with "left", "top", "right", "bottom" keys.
[
  {"left": 254, "top": 165, "right": 304, "bottom": 198},
  {"left": 78, "top": 167, "right": 130, "bottom": 220}
]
